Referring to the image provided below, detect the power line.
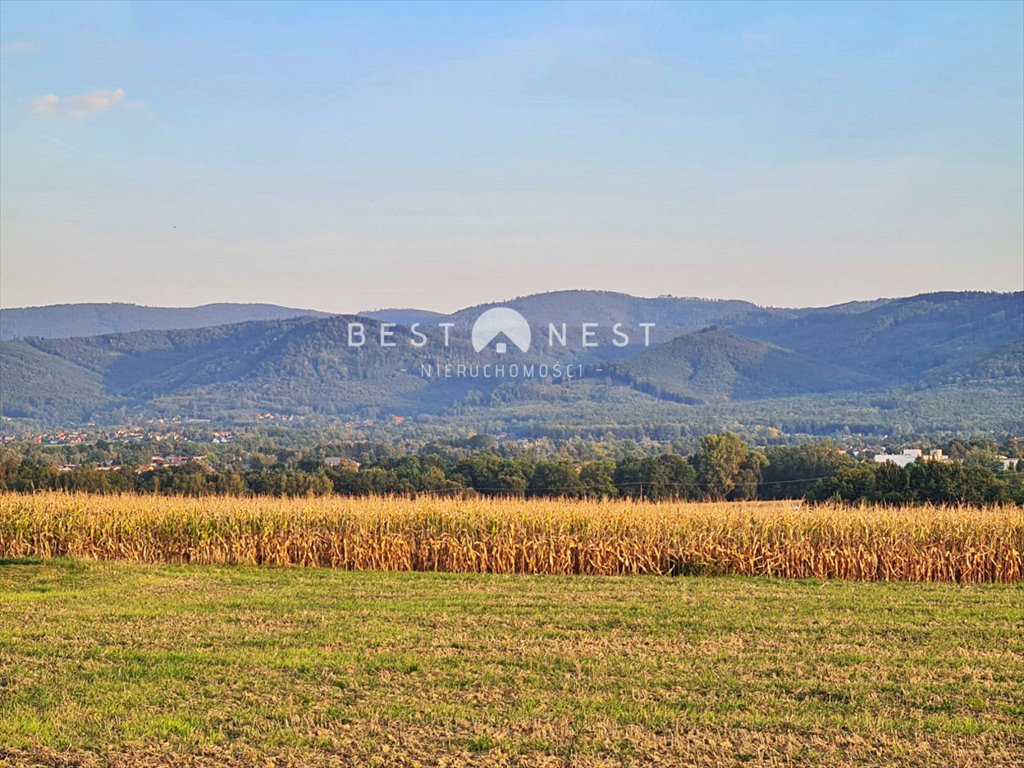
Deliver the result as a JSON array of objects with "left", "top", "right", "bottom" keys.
[{"left": 365, "top": 475, "right": 835, "bottom": 494}]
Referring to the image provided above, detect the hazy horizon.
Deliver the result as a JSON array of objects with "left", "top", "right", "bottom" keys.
[
  {"left": 2, "top": 1, "right": 1022, "bottom": 312},
  {"left": 3, "top": 285, "right": 1022, "bottom": 318}
]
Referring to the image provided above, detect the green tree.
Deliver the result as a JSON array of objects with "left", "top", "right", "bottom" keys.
[
  {"left": 579, "top": 461, "right": 618, "bottom": 498},
  {"left": 732, "top": 450, "right": 768, "bottom": 501},
  {"left": 760, "top": 444, "right": 854, "bottom": 499},
  {"left": 962, "top": 447, "right": 1003, "bottom": 472},
  {"left": 806, "top": 463, "right": 878, "bottom": 503},
  {"left": 528, "top": 461, "right": 583, "bottom": 498},
  {"left": 874, "top": 461, "right": 910, "bottom": 504},
  {"left": 0, "top": 448, "right": 21, "bottom": 490},
  {"left": 694, "top": 433, "right": 762, "bottom": 501},
  {"left": 653, "top": 454, "right": 698, "bottom": 500}
]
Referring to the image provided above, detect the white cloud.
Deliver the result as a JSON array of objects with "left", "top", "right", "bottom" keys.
[
  {"left": 0, "top": 40, "right": 38, "bottom": 55},
  {"left": 31, "top": 88, "right": 139, "bottom": 117}
]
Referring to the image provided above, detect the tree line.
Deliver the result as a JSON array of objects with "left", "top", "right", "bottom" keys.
[{"left": 0, "top": 434, "right": 1021, "bottom": 505}]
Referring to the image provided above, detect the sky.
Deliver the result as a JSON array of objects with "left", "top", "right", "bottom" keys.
[{"left": 1, "top": 0, "right": 1022, "bottom": 313}]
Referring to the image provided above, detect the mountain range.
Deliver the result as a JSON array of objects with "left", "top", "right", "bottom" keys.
[{"left": 1, "top": 290, "right": 1021, "bottom": 436}]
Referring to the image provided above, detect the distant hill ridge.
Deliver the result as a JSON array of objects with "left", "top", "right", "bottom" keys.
[
  {"left": 0, "top": 290, "right": 1020, "bottom": 429},
  {"left": 608, "top": 327, "right": 877, "bottom": 403},
  {"left": 6, "top": 290, "right": 987, "bottom": 342},
  {"left": 3, "top": 291, "right": 765, "bottom": 342},
  {"left": 724, "top": 290, "right": 1023, "bottom": 383},
  {"left": 0, "top": 302, "right": 333, "bottom": 340}
]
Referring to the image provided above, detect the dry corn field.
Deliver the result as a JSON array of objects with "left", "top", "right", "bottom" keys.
[{"left": 2, "top": 492, "right": 1021, "bottom": 582}]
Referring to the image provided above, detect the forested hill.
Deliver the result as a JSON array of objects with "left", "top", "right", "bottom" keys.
[
  {"left": 723, "top": 291, "right": 1022, "bottom": 383},
  {"left": 0, "top": 302, "right": 332, "bottom": 340},
  {"left": 0, "top": 290, "right": 1020, "bottom": 433},
  {"left": 446, "top": 291, "right": 759, "bottom": 342},
  {"left": 608, "top": 328, "right": 877, "bottom": 403}
]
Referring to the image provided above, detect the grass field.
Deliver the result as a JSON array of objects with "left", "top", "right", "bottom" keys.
[
  {"left": 1, "top": 557, "right": 1022, "bottom": 767},
  {"left": 2, "top": 493, "right": 1022, "bottom": 582}
]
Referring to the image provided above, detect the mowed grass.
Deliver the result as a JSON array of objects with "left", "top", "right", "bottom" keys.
[{"left": 1, "top": 559, "right": 1022, "bottom": 767}]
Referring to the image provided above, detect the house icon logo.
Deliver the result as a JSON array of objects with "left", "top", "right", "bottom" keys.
[{"left": 471, "top": 307, "right": 531, "bottom": 354}]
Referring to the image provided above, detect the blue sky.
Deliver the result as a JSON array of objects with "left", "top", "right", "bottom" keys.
[{"left": 1, "top": 0, "right": 1021, "bottom": 312}]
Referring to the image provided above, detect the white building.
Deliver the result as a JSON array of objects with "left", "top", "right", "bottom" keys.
[{"left": 873, "top": 450, "right": 921, "bottom": 468}]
